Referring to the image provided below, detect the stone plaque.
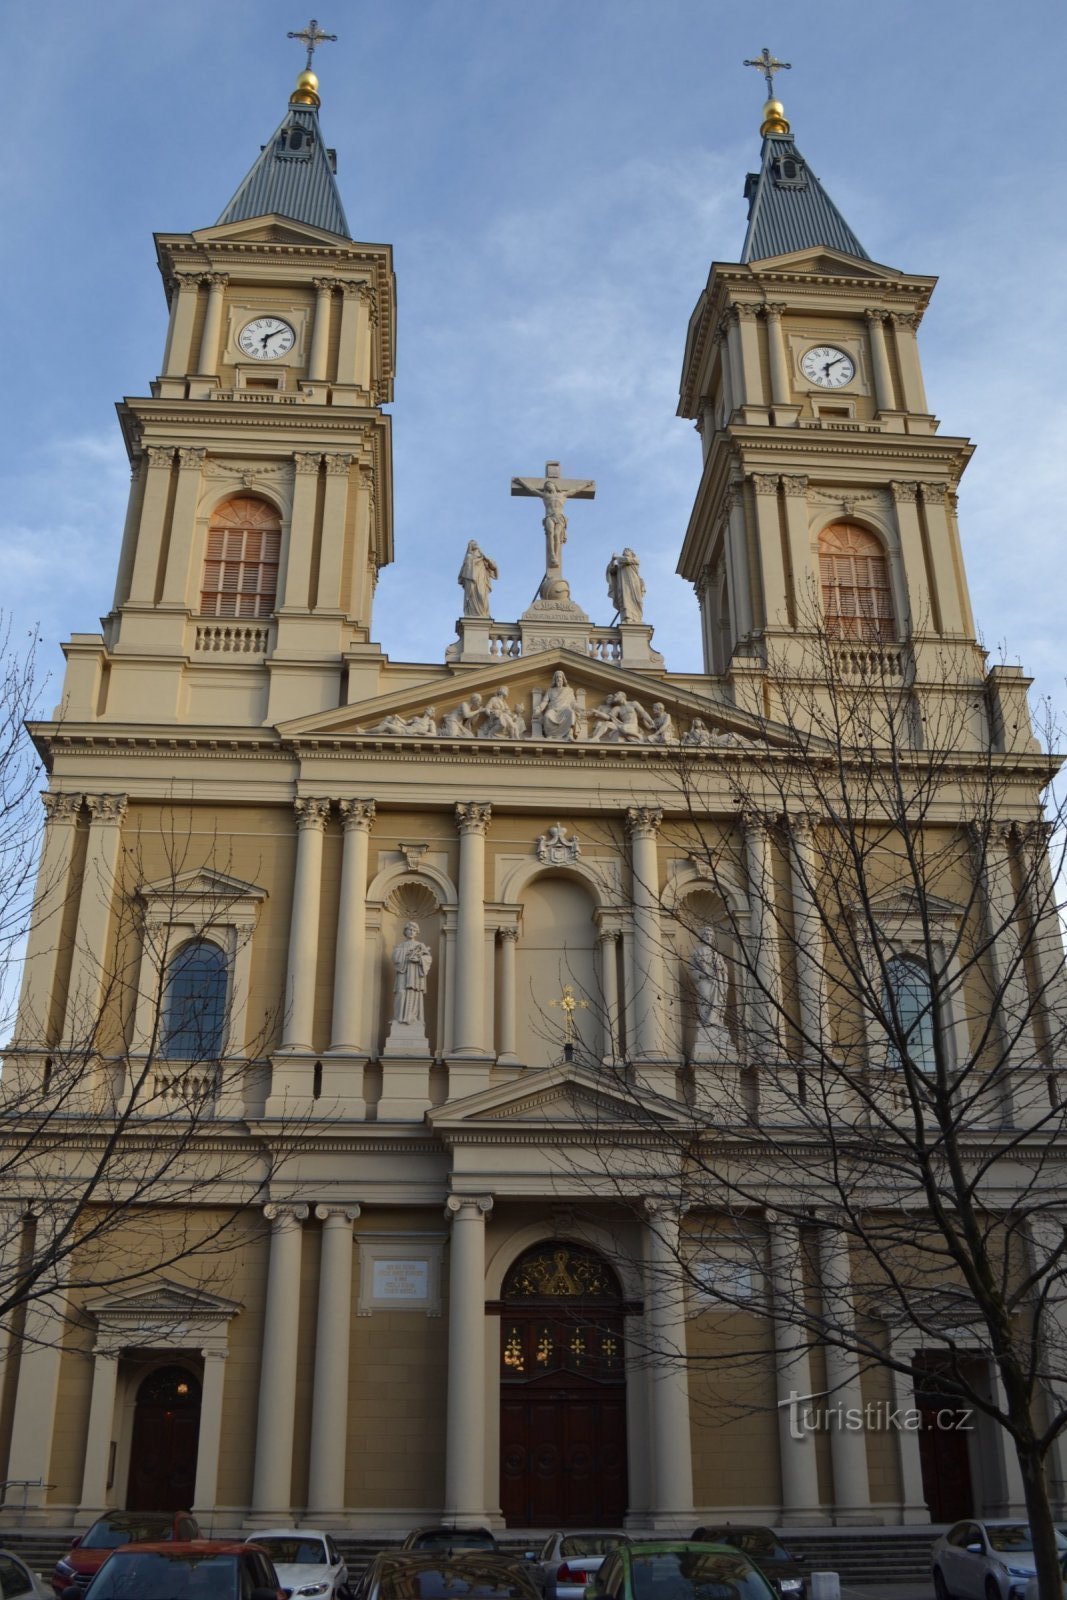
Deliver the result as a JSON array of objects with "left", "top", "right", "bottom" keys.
[
  {"left": 357, "top": 1236, "right": 444, "bottom": 1315},
  {"left": 372, "top": 1258, "right": 429, "bottom": 1301}
]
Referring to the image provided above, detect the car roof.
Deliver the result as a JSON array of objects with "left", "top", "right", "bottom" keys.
[
  {"left": 113, "top": 1542, "right": 250, "bottom": 1556},
  {"left": 620, "top": 1543, "right": 749, "bottom": 1558},
  {"left": 378, "top": 1554, "right": 526, "bottom": 1568},
  {"left": 247, "top": 1531, "right": 330, "bottom": 1541}
]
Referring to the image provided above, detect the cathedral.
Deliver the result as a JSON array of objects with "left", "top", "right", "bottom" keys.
[{"left": 1, "top": 34, "right": 1062, "bottom": 1537}]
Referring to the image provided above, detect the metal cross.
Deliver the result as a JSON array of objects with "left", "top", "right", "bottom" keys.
[
  {"left": 287, "top": 18, "right": 338, "bottom": 70},
  {"left": 550, "top": 983, "right": 588, "bottom": 1044},
  {"left": 743, "top": 47, "right": 792, "bottom": 98}
]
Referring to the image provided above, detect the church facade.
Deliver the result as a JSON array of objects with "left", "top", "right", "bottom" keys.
[{"left": 1, "top": 54, "right": 1062, "bottom": 1535}]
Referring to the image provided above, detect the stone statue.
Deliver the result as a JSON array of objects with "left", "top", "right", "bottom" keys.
[
  {"left": 458, "top": 541, "right": 498, "bottom": 618},
  {"left": 606, "top": 547, "right": 645, "bottom": 623},
  {"left": 646, "top": 702, "right": 675, "bottom": 744},
  {"left": 391, "top": 919, "right": 433, "bottom": 1027},
  {"left": 590, "top": 691, "right": 648, "bottom": 743},
  {"left": 689, "top": 924, "right": 734, "bottom": 1062},
  {"left": 478, "top": 685, "right": 526, "bottom": 739},
  {"left": 511, "top": 461, "right": 596, "bottom": 601},
  {"left": 682, "top": 718, "right": 714, "bottom": 747},
  {"left": 440, "top": 693, "right": 484, "bottom": 737},
  {"left": 535, "top": 670, "right": 579, "bottom": 741},
  {"left": 367, "top": 706, "right": 437, "bottom": 736}
]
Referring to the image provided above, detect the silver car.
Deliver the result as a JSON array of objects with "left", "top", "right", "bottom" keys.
[
  {"left": 932, "top": 1520, "right": 1067, "bottom": 1600},
  {"left": 537, "top": 1533, "right": 630, "bottom": 1600}
]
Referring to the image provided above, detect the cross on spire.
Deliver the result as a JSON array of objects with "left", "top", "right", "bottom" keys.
[
  {"left": 743, "top": 46, "right": 791, "bottom": 99},
  {"left": 287, "top": 18, "right": 338, "bottom": 70}
]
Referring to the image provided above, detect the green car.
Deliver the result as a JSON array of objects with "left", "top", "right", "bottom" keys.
[{"left": 584, "top": 1541, "right": 779, "bottom": 1600}]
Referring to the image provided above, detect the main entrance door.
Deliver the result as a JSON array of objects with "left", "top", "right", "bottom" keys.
[
  {"left": 127, "top": 1365, "right": 202, "bottom": 1511},
  {"left": 499, "top": 1243, "right": 628, "bottom": 1527},
  {"left": 913, "top": 1352, "right": 976, "bottom": 1523}
]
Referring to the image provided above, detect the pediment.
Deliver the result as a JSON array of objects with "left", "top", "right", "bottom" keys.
[
  {"left": 428, "top": 1064, "right": 687, "bottom": 1130},
  {"left": 86, "top": 1279, "right": 242, "bottom": 1322},
  {"left": 139, "top": 868, "right": 267, "bottom": 905},
  {"left": 750, "top": 246, "right": 903, "bottom": 280},
  {"left": 191, "top": 215, "right": 351, "bottom": 249},
  {"left": 868, "top": 886, "right": 963, "bottom": 921},
  {"left": 278, "top": 649, "right": 791, "bottom": 750}
]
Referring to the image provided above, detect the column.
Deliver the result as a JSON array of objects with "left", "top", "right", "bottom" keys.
[
  {"left": 890, "top": 480, "right": 933, "bottom": 633},
  {"left": 335, "top": 282, "right": 361, "bottom": 385},
  {"left": 497, "top": 928, "right": 519, "bottom": 1063},
  {"left": 817, "top": 1227, "right": 872, "bottom": 1521},
  {"left": 643, "top": 1200, "right": 695, "bottom": 1527},
  {"left": 279, "top": 453, "right": 322, "bottom": 611},
  {"left": 865, "top": 309, "right": 895, "bottom": 412},
  {"left": 714, "top": 323, "right": 734, "bottom": 418},
  {"left": 77, "top": 1348, "right": 120, "bottom": 1515},
  {"left": 626, "top": 807, "right": 666, "bottom": 1060},
  {"left": 890, "top": 312, "right": 929, "bottom": 414},
  {"left": 315, "top": 454, "right": 353, "bottom": 611},
  {"left": 453, "top": 804, "right": 491, "bottom": 1056},
  {"left": 1020, "top": 822, "right": 1067, "bottom": 1049},
  {"left": 743, "top": 817, "right": 783, "bottom": 1057},
  {"left": 193, "top": 1349, "right": 229, "bottom": 1520},
  {"left": 1026, "top": 1213, "right": 1067, "bottom": 1512},
  {"left": 161, "top": 273, "right": 201, "bottom": 378},
  {"left": 725, "top": 487, "right": 753, "bottom": 640},
  {"left": 61, "top": 794, "right": 127, "bottom": 1047},
  {"left": 308, "top": 1205, "right": 360, "bottom": 1519},
  {"left": 6, "top": 1219, "right": 73, "bottom": 1517},
  {"left": 763, "top": 303, "right": 791, "bottom": 405},
  {"left": 992, "top": 1370, "right": 1027, "bottom": 1511},
  {"left": 890, "top": 1343, "right": 931, "bottom": 1521},
  {"left": 250, "top": 1202, "right": 309, "bottom": 1519},
  {"left": 787, "top": 815, "right": 828, "bottom": 1057},
  {"left": 282, "top": 798, "right": 331, "bottom": 1050},
  {"left": 444, "top": 1194, "right": 493, "bottom": 1525},
  {"left": 308, "top": 279, "right": 335, "bottom": 382},
  {"left": 780, "top": 476, "right": 813, "bottom": 628},
  {"left": 160, "top": 447, "right": 207, "bottom": 607},
  {"left": 599, "top": 928, "right": 621, "bottom": 1062},
  {"left": 14, "top": 793, "right": 82, "bottom": 1046},
  {"left": 127, "top": 447, "right": 174, "bottom": 605},
  {"left": 0, "top": 1209, "right": 26, "bottom": 1384},
  {"left": 196, "top": 273, "right": 228, "bottom": 375},
  {"left": 751, "top": 473, "right": 789, "bottom": 629},
  {"left": 330, "top": 801, "right": 375, "bottom": 1052},
  {"left": 768, "top": 1218, "right": 822, "bottom": 1522},
  {"left": 979, "top": 823, "right": 1037, "bottom": 1068},
  {"left": 918, "top": 482, "right": 966, "bottom": 635}
]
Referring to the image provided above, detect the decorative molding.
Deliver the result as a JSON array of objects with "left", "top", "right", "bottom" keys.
[
  {"left": 293, "top": 452, "right": 322, "bottom": 475},
  {"left": 338, "top": 799, "right": 376, "bottom": 832},
  {"left": 399, "top": 841, "right": 428, "bottom": 869},
  {"left": 536, "top": 823, "right": 581, "bottom": 865},
  {"left": 312, "top": 276, "right": 336, "bottom": 293},
  {"left": 314, "top": 1204, "right": 361, "bottom": 1223},
  {"left": 750, "top": 473, "right": 779, "bottom": 495},
  {"left": 625, "top": 805, "right": 663, "bottom": 839},
  {"left": 762, "top": 302, "right": 786, "bottom": 318},
  {"left": 263, "top": 1201, "right": 310, "bottom": 1226},
  {"left": 456, "top": 801, "right": 492, "bottom": 836},
  {"left": 84, "top": 793, "right": 127, "bottom": 823},
  {"left": 918, "top": 481, "right": 947, "bottom": 505},
  {"left": 146, "top": 446, "right": 174, "bottom": 470},
  {"left": 498, "top": 926, "right": 520, "bottom": 944},
  {"left": 890, "top": 480, "right": 919, "bottom": 504},
  {"left": 889, "top": 311, "right": 920, "bottom": 332},
  {"left": 864, "top": 307, "right": 888, "bottom": 324},
  {"left": 324, "top": 452, "right": 354, "bottom": 476},
  {"left": 293, "top": 797, "right": 331, "bottom": 831},
  {"left": 42, "top": 792, "right": 83, "bottom": 823},
  {"left": 445, "top": 1194, "right": 494, "bottom": 1219},
  {"left": 177, "top": 447, "right": 206, "bottom": 470},
  {"left": 780, "top": 475, "right": 808, "bottom": 498},
  {"left": 732, "top": 304, "right": 758, "bottom": 323},
  {"left": 172, "top": 272, "right": 203, "bottom": 290}
]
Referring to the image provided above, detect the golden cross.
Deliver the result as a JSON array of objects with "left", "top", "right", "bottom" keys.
[
  {"left": 743, "top": 47, "right": 792, "bottom": 99},
  {"left": 287, "top": 18, "right": 338, "bottom": 70},
  {"left": 549, "top": 983, "right": 588, "bottom": 1043}
]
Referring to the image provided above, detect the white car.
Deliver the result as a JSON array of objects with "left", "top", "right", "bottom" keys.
[
  {"left": 0, "top": 1550, "right": 52, "bottom": 1600},
  {"left": 932, "top": 1520, "right": 1067, "bottom": 1600},
  {"left": 536, "top": 1533, "right": 630, "bottom": 1600},
  {"left": 246, "top": 1530, "right": 348, "bottom": 1600}
]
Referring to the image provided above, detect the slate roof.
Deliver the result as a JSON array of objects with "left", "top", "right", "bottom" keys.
[
  {"left": 741, "top": 131, "right": 867, "bottom": 263},
  {"left": 216, "top": 102, "right": 350, "bottom": 238}
]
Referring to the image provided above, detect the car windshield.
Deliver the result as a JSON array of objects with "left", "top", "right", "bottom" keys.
[
  {"left": 629, "top": 1552, "right": 773, "bottom": 1600},
  {"left": 255, "top": 1540, "right": 327, "bottom": 1566},
  {"left": 84, "top": 1519, "right": 171, "bottom": 1550},
  {"left": 560, "top": 1540, "right": 628, "bottom": 1560},
  {"left": 379, "top": 1562, "right": 532, "bottom": 1600},
  {"left": 701, "top": 1536, "right": 790, "bottom": 1563},
  {"left": 986, "top": 1527, "right": 1067, "bottom": 1554},
  {"left": 86, "top": 1552, "right": 238, "bottom": 1600},
  {"left": 412, "top": 1534, "right": 496, "bottom": 1552}
]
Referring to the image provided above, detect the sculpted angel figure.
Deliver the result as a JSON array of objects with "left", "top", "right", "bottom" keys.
[
  {"left": 367, "top": 705, "right": 437, "bottom": 736},
  {"left": 535, "top": 670, "right": 579, "bottom": 741},
  {"left": 606, "top": 547, "right": 645, "bottom": 623},
  {"left": 440, "top": 693, "right": 485, "bottom": 737},
  {"left": 479, "top": 685, "right": 526, "bottom": 739},
  {"left": 458, "top": 541, "right": 498, "bottom": 618},
  {"left": 391, "top": 919, "right": 433, "bottom": 1026}
]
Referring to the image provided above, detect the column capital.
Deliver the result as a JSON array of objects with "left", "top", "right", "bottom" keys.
[
  {"left": 264, "top": 1201, "right": 310, "bottom": 1227},
  {"left": 762, "top": 301, "right": 787, "bottom": 318},
  {"left": 731, "top": 303, "right": 759, "bottom": 323},
  {"left": 741, "top": 811, "right": 772, "bottom": 843},
  {"left": 456, "top": 801, "right": 492, "bottom": 836},
  {"left": 890, "top": 479, "right": 919, "bottom": 504},
  {"left": 172, "top": 271, "right": 203, "bottom": 290},
  {"left": 918, "top": 481, "right": 948, "bottom": 505},
  {"left": 338, "top": 798, "right": 376, "bottom": 832},
  {"left": 201, "top": 1346, "right": 229, "bottom": 1362},
  {"left": 294, "top": 452, "right": 322, "bottom": 476},
  {"left": 177, "top": 447, "right": 206, "bottom": 470},
  {"left": 314, "top": 1203, "right": 361, "bottom": 1223},
  {"left": 642, "top": 1195, "right": 686, "bottom": 1222},
  {"left": 445, "top": 1194, "right": 493, "bottom": 1220},
  {"left": 294, "top": 797, "right": 331, "bottom": 831},
  {"left": 312, "top": 276, "right": 336, "bottom": 293},
  {"left": 864, "top": 306, "right": 889, "bottom": 324},
  {"left": 340, "top": 279, "right": 365, "bottom": 298},
  {"left": 497, "top": 926, "right": 519, "bottom": 944},
  {"left": 200, "top": 272, "right": 229, "bottom": 288},
  {"left": 145, "top": 446, "right": 174, "bottom": 470},
  {"left": 324, "top": 453, "right": 354, "bottom": 477},
  {"left": 42, "top": 792, "right": 83, "bottom": 824},
  {"left": 889, "top": 311, "right": 920, "bottom": 331},
  {"left": 786, "top": 810, "right": 820, "bottom": 840},
  {"left": 625, "top": 805, "right": 662, "bottom": 839},
  {"left": 84, "top": 793, "right": 127, "bottom": 823},
  {"left": 598, "top": 926, "right": 621, "bottom": 945},
  {"left": 780, "top": 475, "right": 808, "bottom": 498},
  {"left": 749, "top": 473, "right": 779, "bottom": 496}
]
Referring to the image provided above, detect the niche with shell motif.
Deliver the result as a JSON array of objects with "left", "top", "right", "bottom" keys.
[
  {"left": 673, "top": 886, "right": 741, "bottom": 1057},
  {"left": 379, "top": 881, "right": 442, "bottom": 1055}
]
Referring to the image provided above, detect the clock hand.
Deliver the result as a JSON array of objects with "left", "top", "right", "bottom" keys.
[{"left": 825, "top": 354, "right": 846, "bottom": 368}]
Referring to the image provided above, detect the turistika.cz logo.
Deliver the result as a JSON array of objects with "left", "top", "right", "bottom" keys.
[{"left": 779, "top": 1389, "right": 973, "bottom": 1441}]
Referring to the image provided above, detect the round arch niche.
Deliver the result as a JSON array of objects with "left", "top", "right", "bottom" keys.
[{"left": 515, "top": 871, "right": 598, "bottom": 1067}]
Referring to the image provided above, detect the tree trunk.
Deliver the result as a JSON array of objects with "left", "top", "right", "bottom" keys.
[{"left": 1016, "top": 1434, "right": 1061, "bottom": 1600}]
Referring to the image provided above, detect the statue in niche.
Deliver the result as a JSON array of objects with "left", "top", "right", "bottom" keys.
[
  {"left": 606, "top": 547, "right": 645, "bottom": 623},
  {"left": 391, "top": 919, "right": 433, "bottom": 1027},
  {"left": 479, "top": 685, "right": 526, "bottom": 739},
  {"left": 458, "top": 541, "right": 498, "bottom": 618},
  {"left": 590, "top": 691, "right": 649, "bottom": 743},
  {"left": 689, "top": 924, "right": 734, "bottom": 1062},
  {"left": 535, "top": 670, "right": 580, "bottom": 741},
  {"left": 645, "top": 702, "right": 675, "bottom": 743},
  {"left": 441, "top": 693, "right": 485, "bottom": 737},
  {"left": 367, "top": 706, "right": 437, "bottom": 736}
]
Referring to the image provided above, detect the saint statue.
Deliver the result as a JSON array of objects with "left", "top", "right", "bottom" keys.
[
  {"left": 478, "top": 685, "right": 526, "bottom": 739},
  {"left": 535, "top": 670, "right": 579, "bottom": 741},
  {"left": 690, "top": 926, "right": 728, "bottom": 1029},
  {"left": 458, "top": 541, "right": 498, "bottom": 618},
  {"left": 391, "top": 920, "right": 433, "bottom": 1027},
  {"left": 606, "top": 547, "right": 645, "bottom": 623}
]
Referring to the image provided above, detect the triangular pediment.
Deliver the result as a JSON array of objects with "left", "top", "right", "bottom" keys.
[
  {"left": 139, "top": 867, "right": 267, "bottom": 905},
  {"left": 278, "top": 648, "right": 791, "bottom": 749},
  {"left": 428, "top": 1064, "right": 688, "bottom": 1130},
  {"left": 868, "top": 886, "right": 963, "bottom": 921},
  {"left": 190, "top": 215, "right": 353, "bottom": 249},
  {"left": 747, "top": 246, "right": 906, "bottom": 281},
  {"left": 86, "top": 1279, "right": 242, "bottom": 1322}
]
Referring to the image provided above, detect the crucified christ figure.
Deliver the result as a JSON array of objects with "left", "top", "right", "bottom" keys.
[{"left": 511, "top": 460, "right": 596, "bottom": 594}]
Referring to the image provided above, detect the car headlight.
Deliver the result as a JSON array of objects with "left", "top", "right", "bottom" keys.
[
  {"left": 779, "top": 1583, "right": 803, "bottom": 1594},
  {"left": 55, "top": 1564, "right": 74, "bottom": 1580},
  {"left": 1006, "top": 1569, "right": 1033, "bottom": 1579},
  {"left": 296, "top": 1585, "right": 331, "bottom": 1597}
]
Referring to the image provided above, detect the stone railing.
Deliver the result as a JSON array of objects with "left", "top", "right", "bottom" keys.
[
  {"left": 832, "top": 643, "right": 908, "bottom": 680},
  {"left": 587, "top": 630, "right": 623, "bottom": 662},
  {"left": 487, "top": 629, "right": 522, "bottom": 658},
  {"left": 195, "top": 622, "right": 271, "bottom": 655}
]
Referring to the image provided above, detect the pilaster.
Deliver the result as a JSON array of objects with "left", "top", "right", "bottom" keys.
[
  {"left": 61, "top": 793, "right": 127, "bottom": 1051},
  {"left": 13, "top": 792, "right": 82, "bottom": 1050},
  {"left": 444, "top": 1194, "right": 493, "bottom": 1526}
]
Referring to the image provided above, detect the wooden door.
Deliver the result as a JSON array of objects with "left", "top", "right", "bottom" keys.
[
  {"left": 913, "top": 1356, "right": 974, "bottom": 1523},
  {"left": 126, "top": 1366, "right": 201, "bottom": 1511},
  {"left": 500, "top": 1390, "right": 627, "bottom": 1527}
]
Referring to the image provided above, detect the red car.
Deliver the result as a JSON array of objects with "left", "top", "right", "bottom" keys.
[
  {"left": 52, "top": 1513, "right": 200, "bottom": 1596},
  {"left": 62, "top": 1542, "right": 284, "bottom": 1600}
]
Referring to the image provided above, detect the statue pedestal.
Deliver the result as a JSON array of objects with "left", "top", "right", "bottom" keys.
[
  {"left": 377, "top": 1054, "right": 432, "bottom": 1121},
  {"left": 689, "top": 1055, "right": 746, "bottom": 1122},
  {"left": 617, "top": 622, "right": 664, "bottom": 668},
  {"left": 691, "top": 1023, "right": 736, "bottom": 1064},
  {"left": 264, "top": 1049, "right": 368, "bottom": 1120},
  {"left": 382, "top": 1020, "right": 430, "bottom": 1058}
]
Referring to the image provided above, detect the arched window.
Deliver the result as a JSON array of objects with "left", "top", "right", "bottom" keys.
[
  {"left": 161, "top": 940, "right": 229, "bottom": 1060},
  {"left": 883, "top": 955, "right": 937, "bottom": 1071},
  {"left": 200, "top": 497, "right": 280, "bottom": 620},
  {"left": 818, "top": 523, "right": 895, "bottom": 640}
]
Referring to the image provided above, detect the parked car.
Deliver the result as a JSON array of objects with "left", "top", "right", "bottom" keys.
[
  {"left": 585, "top": 1541, "right": 779, "bottom": 1600},
  {"left": 400, "top": 1529, "right": 499, "bottom": 1554},
  {"left": 690, "top": 1528, "right": 806, "bottom": 1599},
  {"left": 932, "top": 1520, "right": 1067, "bottom": 1600},
  {"left": 64, "top": 1542, "right": 284, "bottom": 1600},
  {"left": 355, "top": 1553, "right": 541, "bottom": 1600},
  {"left": 245, "top": 1531, "right": 348, "bottom": 1600},
  {"left": 52, "top": 1513, "right": 201, "bottom": 1595},
  {"left": 537, "top": 1534, "right": 631, "bottom": 1600},
  {"left": 0, "top": 1548, "right": 53, "bottom": 1600}
]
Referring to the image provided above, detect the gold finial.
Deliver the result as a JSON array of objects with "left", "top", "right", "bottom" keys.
[
  {"left": 287, "top": 18, "right": 337, "bottom": 105},
  {"left": 290, "top": 69, "right": 321, "bottom": 108},
  {"left": 760, "top": 98, "right": 791, "bottom": 137},
  {"left": 743, "top": 47, "right": 792, "bottom": 135}
]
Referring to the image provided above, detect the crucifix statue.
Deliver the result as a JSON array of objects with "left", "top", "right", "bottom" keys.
[
  {"left": 287, "top": 18, "right": 338, "bottom": 70},
  {"left": 511, "top": 460, "right": 595, "bottom": 600}
]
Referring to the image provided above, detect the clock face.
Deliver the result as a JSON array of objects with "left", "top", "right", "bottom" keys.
[
  {"left": 801, "top": 345, "right": 855, "bottom": 389},
  {"left": 238, "top": 316, "right": 296, "bottom": 361}
]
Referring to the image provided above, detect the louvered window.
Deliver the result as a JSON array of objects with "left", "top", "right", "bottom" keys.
[
  {"left": 200, "top": 497, "right": 280, "bottom": 620},
  {"left": 818, "top": 522, "right": 895, "bottom": 640}
]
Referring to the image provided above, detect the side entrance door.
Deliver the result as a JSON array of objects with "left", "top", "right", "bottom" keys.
[{"left": 126, "top": 1365, "right": 202, "bottom": 1512}]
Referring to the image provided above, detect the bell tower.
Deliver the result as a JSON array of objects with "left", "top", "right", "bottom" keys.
[{"left": 63, "top": 39, "right": 396, "bottom": 729}]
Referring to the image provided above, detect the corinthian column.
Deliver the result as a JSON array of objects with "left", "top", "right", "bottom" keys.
[
  {"left": 162, "top": 273, "right": 201, "bottom": 378},
  {"left": 249, "top": 1202, "right": 309, "bottom": 1522},
  {"left": 643, "top": 1199, "right": 695, "bottom": 1529},
  {"left": 444, "top": 1194, "right": 493, "bottom": 1525},
  {"left": 160, "top": 446, "right": 207, "bottom": 607},
  {"left": 626, "top": 807, "right": 666, "bottom": 1060},
  {"left": 282, "top": 798, "right": 331, "bottom": 1050},
  {"left": 308, "top": 1205, "right": 360, "bottom": 1520},
  {"left": 453, "top": 803, "right": 491, "bottom": 1057},
  {"left": 330, "top": 801, "right": 376, "bottom": 1052},
  {"left": 14, "top": 792, "right": 82, "bottom": 1047},
  {"left": 196, "top": 273, "right": 229, "bottom": 375},
  {"left": 316, "top": 454, "right": 354, "bottom": 612},
  {"left": 865, "top": 309, "right": 895, "bottom": 412}
]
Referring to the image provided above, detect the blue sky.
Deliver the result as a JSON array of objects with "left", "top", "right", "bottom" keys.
[{"left": 4, "top": 0, "right": 1067, "bottom": 726}]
